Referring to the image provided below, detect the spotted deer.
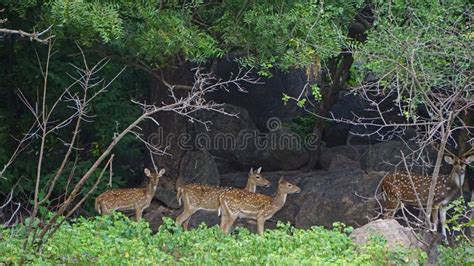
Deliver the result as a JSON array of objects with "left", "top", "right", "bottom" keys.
[
  {"left": 176, "top": 167, "right": 271, "bottom": 230},
  {"left": 95, "top": 168, "right": 166, "bottom": 222},
  {"left": 381, "top": 148, "right": 474, "bottom": 237},
  {"left": 219, "top": 178, "right": 301, "bottom": 234}
]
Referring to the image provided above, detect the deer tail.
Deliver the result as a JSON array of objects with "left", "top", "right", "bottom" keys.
[
  {"left": 95, "top": 197, "right": 101, "bottom": 215},
  {"left": 176, "top": 187, "right": 183, "bottom": 206}
]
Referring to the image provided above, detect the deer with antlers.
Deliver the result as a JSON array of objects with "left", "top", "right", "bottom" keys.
[
  {"left": 176, "top": 167, "right": 271, "bottom": 230},
  {"left": 381, "top": 146, "right": 474, "bottom": 238},
  {"left": 95, "top": 168, "right": 166, "bottom": 222}
]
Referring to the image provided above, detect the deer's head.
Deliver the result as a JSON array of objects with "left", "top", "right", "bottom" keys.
[
  {"left": 445, "top": 152, "right": 474, "bottom": 187},
  {"left": 278, "top": 178, "right": 301, "bottom": 194},
  {"left": 144, "top": 168, "right": 166, "bottom": 188},
  {"left": 249, "top": 167, "right": 271, "bottom": 187}
]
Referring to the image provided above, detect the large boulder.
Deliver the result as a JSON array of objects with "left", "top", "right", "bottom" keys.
[
  {"left": 230, "top": 128, "right": 309, "bottom": 171},
  {"left": 153, "top": 187, "right": 180, "bottom": 209},
  {"left": 323, "top": 92, "right": 368, "bottom": 147},
  {"left": 291, "top": 169, "right": 382, "bottom": 228},
  {"left": 179, "top": 150, "right": 220, "bottom": 186},
  {"left": 319, "top": 145, "right": 369, "bottom": 171},
  {"left": 351, "top": 219, "right": 424, "bottom": 250},
  {"left": 193, "top": 104, "right": 256, "bottom": 158},
  {"left": 320, "top": 140, "right": 438, "bottom": 173},
  {"left": 257, "top": 129, "right": 309, "bottom": 170},
  {"left": 212, "top": 60, "right": 305, "bottom": 130}
]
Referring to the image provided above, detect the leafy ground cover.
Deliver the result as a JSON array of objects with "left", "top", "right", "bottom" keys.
[{"left": 0, "top": 213, "right": 470, "bottom": 265}]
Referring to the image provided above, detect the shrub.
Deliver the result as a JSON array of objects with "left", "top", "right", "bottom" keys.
[{"left": 0, "top": 213, "right": 452, "bottom": 265}]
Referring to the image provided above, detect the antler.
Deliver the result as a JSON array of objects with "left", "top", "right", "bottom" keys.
[
  {"left": 463, "top": 145, "right": 474, "bottom": 157},
  {"left": 432, "top": 142, "right": 457, "bottom": 158}
]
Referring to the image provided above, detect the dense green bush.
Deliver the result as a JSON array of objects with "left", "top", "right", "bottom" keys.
[{"left": 0, "top": 213, "right": 432, "bottom": 265}]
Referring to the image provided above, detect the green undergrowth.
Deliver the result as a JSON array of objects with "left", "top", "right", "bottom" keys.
[{"left": 2, "top": 213, "right": 467, "bottom": 265}]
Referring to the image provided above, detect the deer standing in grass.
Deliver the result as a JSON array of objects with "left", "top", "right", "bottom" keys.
[
  {"left": 176, "top": 167, "right": 270, "bottom": 230},
  {"left": 381, "top": 147, "right": 474, "bottom": 238},
  {"left": 95, "top": 168, "right": 166, "bottom": 222},
  {"left": 219, "top": 178, "right": 301, "bottom": 234}
]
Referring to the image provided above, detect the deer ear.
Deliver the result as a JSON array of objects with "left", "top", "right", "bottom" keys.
[
  {"left": 444, "top": 156, "right": 455, "bottom": 165},
  {"left": 465, "top": 155, "right": 474, "bottom": 164},
  {"left": 257, "top": 167, "right": 262, "bottom": 174},
  {"left": 159, "top": 168, "right": 166, "bottom": 175},
  {"left": 249, "top": 168, "right": 254, "bottom": 175},
  {"left": 144, "top": 168, "right": 151, "bottom": 177},
  {"left": 278, "top": 177, "right": 284, "bottom": 184}
]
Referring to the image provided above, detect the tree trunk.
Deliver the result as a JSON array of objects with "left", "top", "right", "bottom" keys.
[{"left": 306, "top": 4, "right": 374, "bottom": 169}]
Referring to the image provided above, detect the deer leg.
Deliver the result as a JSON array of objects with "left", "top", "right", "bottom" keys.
[
  {"left": 183, "top": 218, "right": 191, "bottom": 230},
  {"left": 135, "top": 207, "right": 143, "bottom": 222},
  {"left": 219, "top": 211, "right": 227, "bottom": 232},
  {"left": 256, "top": 216, "right": 266, "bottom": 235},
  {"left": 176, "top": 207, "right": 195, "bottom": 229},
  {"left": 383, "top": 199, "right": 399, "bottom": 218},
  {"left": 102, "top": 206, "right": 112, "bottom": 216},
  {"left": 223, "top": 213, "right": 238, "bottom": 234},
  {"left": 440, "top": 206, "right": 448, "bottom": 241},
  {"left": 219, "top": 203, "right": 231, "bottom": 230},
  {"left": 431, "top": 206, "right": 439, "bottom": 232}
]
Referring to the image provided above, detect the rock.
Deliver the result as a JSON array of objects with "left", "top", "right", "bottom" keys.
[
  {"left": 179, "top": 150, "right": 220, "bottom": 186},
  {"left": 351, "top": 219, "right": 424, "bottom": 250},
  {"left": 230, "top": 128, "right": 310, "bottom": 171},
  {"left": 320, "top": 140, "right": 438, "bottom": 173},
  {"left": 180, "top": 211, "right": 221, "bottom": 229},
  {"left": 291, "top": 168, "right": 380, "bottom": 228},
  {"left": 324, "top": 92, "right": 367, "bottom": 147},
  {"left": 359, "top": 140, "right": 439, "bottom": 173},
  {"left": 154, "top": 187, "right": 180, "bottom": 209},
  {"left": 319, "top": 145, "right": 368, "bottom": 171},
  {"left": 193, "top": 104, "right": 256, "bottom": 159},
  {"left": 328, "top": 154, "right": 361, "bottom": 171},
  {"left": 143, "top": 203, "right": 174, "bottom": 232},
  {"left": 212, "top": 60, "right": 305, "bottom": 130},
  {"left": 257, "top": 129, "right": 309, "bottom": 170},
  {"left": 359, "top": 141, "right": 410, "bottom": 172}
]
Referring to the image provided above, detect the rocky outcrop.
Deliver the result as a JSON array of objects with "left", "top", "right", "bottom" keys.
[
  {"left": 320, "top": 140, "right": 437, "bottom": 173},
  {"left": 212, "top": 61, "right": 305, "bottom": 130},
  {"left": 351, "top": 219, "right": 424, "bottom": 250},
  {"left": 230, "top": 128, "right": 309, "bottom": 171},
  {"left": 319, "top": 145, "right": 368, "bottom": 171},
  {"left": 291, "top": 169, "right": 383, "bottom": 228},
  {"left": 193, "top": 104, "right": 256, "bottom": 159},
  {"left": 179, "top": 150, "right": 220, "bottom": 186}
]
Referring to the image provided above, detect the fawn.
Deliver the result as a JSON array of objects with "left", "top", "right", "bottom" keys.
[
  {"left": 381, "top": 147, "right": 474, "bottom": 238},
  {"left": 176, "top": 167, "right": 270, "bottom": 230},
  {"left": 95, "top": 168, "right": 166, "bottom": 222},
  {"left": 219, "top": 177, "right": 301, "bottom": 234}
]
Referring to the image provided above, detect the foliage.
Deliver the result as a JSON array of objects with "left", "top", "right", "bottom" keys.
[
  {"left": 0, "top": 214, "right": 431, "bottom": 265},
  {"left": 445, "top": 197, "right": 474, "bottom": 243},
  {"left": 354, "top": 0, "right": 473, "bottom": 118},
  {"left": 1, "top": 1, "right": 363, "bottom": 69},
  {"left": 438, "top": 241, "right": 474, "bottom": 266},
  {"left": 0, "top": 52, "right": 144, "bottom": 211},
  {"left": 285, "top": 115, "right": 317, "bottom": 140}
]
